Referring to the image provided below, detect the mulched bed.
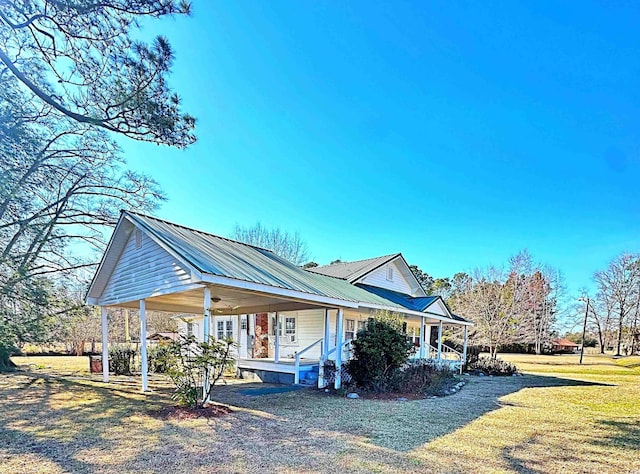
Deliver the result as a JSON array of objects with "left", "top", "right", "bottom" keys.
[{"left": 152, "top": 404, "right": 232, "bottom": 420}]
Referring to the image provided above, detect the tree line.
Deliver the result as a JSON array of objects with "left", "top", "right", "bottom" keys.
[{"left": 410, "top": 251, "right": 564, "bottom": 357}]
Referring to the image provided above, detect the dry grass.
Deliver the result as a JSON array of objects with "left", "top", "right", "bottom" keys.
[{"left": 1, "top": 354, "right": 639, "bottom": 473}]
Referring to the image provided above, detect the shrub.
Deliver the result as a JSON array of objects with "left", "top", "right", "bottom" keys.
[
  {"left": 468, "top": 356, "right": 518, "bottom": 376},
  {"left": 390, "top": 360, "right": 456, "bottom": 395},
  {"left": 158, "top": 335, "right": 236, "bottom": 409},
  {"left": 148, "top": 345, "right": 171, "bottom": 373},
  {"left": 462, "top": 345, "right": 481, "bottom": 372},
  {"left": 346, "top": 317, "right": 415, "bottom": 392},
  {"left": 109, "top": 346, "right": 136, "bottom": 375}
]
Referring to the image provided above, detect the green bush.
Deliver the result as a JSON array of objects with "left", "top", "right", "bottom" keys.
[
  {"left": 390, "top": 360, "right": 456, "bottom": 395},
  {"left": 148, "top": 345, "right": 171, "bottom": 373},
  {"left": 109, "top": 346, "right": 136, "bottom": 375},
  {"left": 468, "top": 356, "right": 518, "bottom": 376},
  {"left": 158, "top": 335, "right": 236, "bottom": 409},
  {"left": 346, "top": 317, "right": 415, "bottom": 392}
]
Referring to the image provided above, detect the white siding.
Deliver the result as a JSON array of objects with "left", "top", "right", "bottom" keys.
[
  {"left": 360, "top": 260, "right": 413, "bottom": 294},
  {"left": 426, "top": 300, "right": 449, "bottom": 317},
  {"left": 100, "top": 230, "right": 200, "bottom": 305}
]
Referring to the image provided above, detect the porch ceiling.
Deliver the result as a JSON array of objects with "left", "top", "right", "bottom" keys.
[{"left": 106, "top": 284, "right": 330, "bottom": 315}]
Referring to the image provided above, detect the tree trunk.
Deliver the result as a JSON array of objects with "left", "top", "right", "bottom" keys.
[
  {"left": 0, "top": 354, "right": 17, "bottom": 372},
  {"left": 616, "top": 318, "right": 623, "bottom": 356}
]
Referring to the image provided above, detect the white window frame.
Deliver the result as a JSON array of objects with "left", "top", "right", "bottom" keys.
[
  {"left": 273, "top": 314, "right": 297, "bottom": 345},
  {"left": 345, "top": 319, "right": 356, "bottom": 340}
]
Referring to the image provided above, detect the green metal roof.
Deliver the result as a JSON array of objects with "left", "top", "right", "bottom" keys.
[{"left": 124, "top": 212, "right": 469, "bottom": 323}]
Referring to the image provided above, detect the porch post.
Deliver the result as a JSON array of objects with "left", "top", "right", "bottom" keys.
[
  {"left": 139, "top": 299, "right": 148, "bottom": 392},
  {"left": 236, "top": 313, "right": 242, "bottom": 355},
  {"left": 100, "top": 306, "right": 109, "bottom": 383},
  {"left": 318, "top": 308, "right": 331, "bottom": 388},
  {"left": 323, "top": 309, "right": 331, "bottom": 357},
  {"left": 249, "top": 314, "right": 256, "bottom": 358},
  {"left": 419, "top": 316, "right": 425, "bottom": 359},
  {"left": 203, "top": 287, "right": 211, "bottom": 342},
  {"left": 334, "top": 308, "right": 344, "bottom": 389},
  {"left": 274, "top": 312, "right": 280, "bottom": 363},
  {"left": 203, "top": 287, "right": 211, "bottom": 400},
  {"left": 427, "top": 324, "right": 433, "bottom": 357},
  {"left": 462, "top": 325, "right": 468, "bottom": 363},
  {"left": 437, "top": 320, "right": 443, "bottom": 360}
]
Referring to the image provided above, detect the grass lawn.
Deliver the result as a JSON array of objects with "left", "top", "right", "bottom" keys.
[{"left": 1, "top": 353, "right": 639, "bottom": 473}]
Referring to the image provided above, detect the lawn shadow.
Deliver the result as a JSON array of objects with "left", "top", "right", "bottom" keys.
[
  {"left": 0, "top": 369, "right": 618, "bottom": 473},
  {"left": 207, "top": 373, "right": 611, "bottom": 454}
]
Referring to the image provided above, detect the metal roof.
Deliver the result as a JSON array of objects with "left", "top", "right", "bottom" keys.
[
  {"left": 307, "top": 254, "right": 400, "bottom": 282},
  {"left": 126, "top": 212, "right": 409, "bottom": 308},
  {"left": 356, "top": 284, "right": 440, "bottom": 312},
  {"left": 103, "top": 212, "right": 469, "bottom": 324}
]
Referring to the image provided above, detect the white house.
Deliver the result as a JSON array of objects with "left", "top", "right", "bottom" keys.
[{"left": 86, "top": 211, "right": 472, "bottom": 391}]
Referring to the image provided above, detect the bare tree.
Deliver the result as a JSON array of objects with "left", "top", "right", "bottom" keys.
[
  {"left": 231, "top": 223, "right": 310, "bottom": 266},
  {"left": 594, "top": 253, "right": 640, "bottom": 356},
  {"left": 452, "top": 266, "right": 518, "bottom": 359}
]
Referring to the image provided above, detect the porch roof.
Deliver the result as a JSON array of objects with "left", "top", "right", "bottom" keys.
[{"left": 88, "top": 212, "right": 471, "bottom": 325}]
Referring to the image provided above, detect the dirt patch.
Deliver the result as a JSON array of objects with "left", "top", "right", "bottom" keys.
[{"left": 152, "top": 403, "right": 232, "bottom": 420}]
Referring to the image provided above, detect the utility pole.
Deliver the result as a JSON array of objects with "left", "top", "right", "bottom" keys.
[{"left": 579, "top": 297, "right": 590, "bottom": 365}]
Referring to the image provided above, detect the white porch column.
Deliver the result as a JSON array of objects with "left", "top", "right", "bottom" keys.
[
  {"left": 203, "top": 287, "right": 211, "bottom": 342},
  {"left": 249, "top": 314, "right": 256, "bottom": 358},
  {"left": 419, "top": 316, "right": 425, "bottom": 359},
  {"left": 437, "top": 320, "right": 443, "bottom": 360},
  {"left": 274, "top": 312, "right": 280, "bottom": 363},
  {"left": 334, "top": 308, "right": 344, "bottom": 389},
  {"left": 100, "top": 307, "right": 109, "bottom": 383},
  {"left": 323, "top": 309, "right": 331, "bottom": 357},
  {"left": 236, "top": 313, "right": 242, "bottom": 354},
  {"left": 427, "top": 324, "right": 433, "bottom": 357},
  {"left": 462, "top": 325, "right": 468, "bottom": 363},
  {"left": 203, "top": 287, "right": 211, "bottom": 401},
  {"left": 318, "top": 308, "right": 331, "bottom": 388},
  {"left": 139, "top": 299, "right": 148, "bottom": 392}
]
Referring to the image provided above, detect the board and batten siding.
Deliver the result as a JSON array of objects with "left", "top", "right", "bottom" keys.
[
  {"left": 99, "top": 229, "right": 200, "bottom": 305},
  {"left": 359, "top": 260, "right": 413, "bottom": 294}
]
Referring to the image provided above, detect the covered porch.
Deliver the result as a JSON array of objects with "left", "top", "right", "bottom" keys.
[{"left": 96, "top": 282, "right": 470, "bottom": 392}]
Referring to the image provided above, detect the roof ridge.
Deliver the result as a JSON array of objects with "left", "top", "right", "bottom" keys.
[
  {"left": 314, "top": 252, "right": 401, "bottom": 269},
  {"left": 124, "top": 210, "right": 275, "bottom": 254}
]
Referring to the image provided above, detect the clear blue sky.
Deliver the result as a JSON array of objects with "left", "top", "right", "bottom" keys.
[{"left": 120, "top": 1, "right": 640, "bottom": 299}]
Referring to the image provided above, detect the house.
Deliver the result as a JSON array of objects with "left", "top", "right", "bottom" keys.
[
  {"left": 146, "top": 332, "right": 180, "bottom": 343},
  {"left": 551, "top": 338, "right": 580, "bottom": 353},
  {"left": 86, "top": 211, "right": 472, "bottom": 392}
]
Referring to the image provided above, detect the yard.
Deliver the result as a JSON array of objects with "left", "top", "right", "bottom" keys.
[{"left": 1, "top": 353, "right": 639, "bottom": 474}]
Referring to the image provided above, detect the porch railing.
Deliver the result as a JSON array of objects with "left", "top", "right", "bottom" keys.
[
  {"left": 428, "top": 344, "right": 464, "bottom": 362},
  {"left": 294, "top": 338, "right": 323, "bottom": 385}
]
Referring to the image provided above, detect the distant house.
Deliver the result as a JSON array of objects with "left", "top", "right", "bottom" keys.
[
  {"left": 552, "top": 338, "right": 580, "bottom": 353},
  {"left": 86, "top": 211, "right": 472, "bottom": 391},
  {"left": 146, "top": 332, "right": 180, "bottom": 343}
]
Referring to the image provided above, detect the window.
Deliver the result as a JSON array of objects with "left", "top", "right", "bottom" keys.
[
  {"left": 386, "top": 266, "right": 394, "bottom": 281},
  {"left": 272, "top": 315, "right": 297, "bottom": 343},
  {"left": 217, "top": 320, "right": 234, "bottom": 340},
  {"left": 358, "top": 320, "right": 367, "bottom": 331},
  {"left": 284, "top": 317, "right": 296, "bottom": 342},
  {"left": 408, "top": 326, "right": 421, "bottom": 346},
  {"left": 187, "top": 322, "right": 194, "bottom": 338},
  {"left": 345, "top": 319, "right": 355, "bottom": 340},
  {"left": 240, "top": 316, "right": 248, "bottom": 330}
]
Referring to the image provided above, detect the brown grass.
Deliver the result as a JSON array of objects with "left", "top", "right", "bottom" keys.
[{"left": 1, "top": 353, "right": 639, "bottom": 473}]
